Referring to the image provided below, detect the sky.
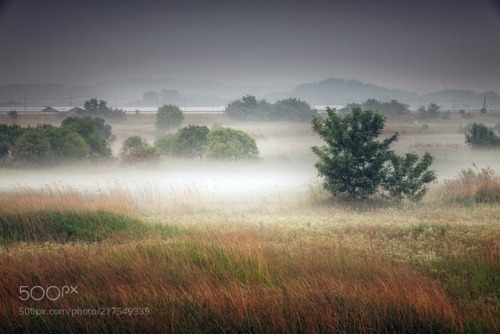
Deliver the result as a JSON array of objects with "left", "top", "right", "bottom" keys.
[{"left": 0, "top": 0, "right": 499, "bottom": 93}]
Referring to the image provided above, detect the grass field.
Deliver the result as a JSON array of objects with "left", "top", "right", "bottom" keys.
[{"left": 0, "top": 112, "right": 499, "bottom": 333}]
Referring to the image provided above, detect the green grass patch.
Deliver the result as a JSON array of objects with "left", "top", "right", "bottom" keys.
[{"left": 0, "top": 210, "right": 177, "bottom": 243}]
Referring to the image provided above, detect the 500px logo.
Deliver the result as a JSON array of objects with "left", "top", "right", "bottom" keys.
[{"left": 19, "top": 286, "right": 78, "bottom": 301}]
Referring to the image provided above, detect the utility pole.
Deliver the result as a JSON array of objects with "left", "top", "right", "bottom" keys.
[{"left": 483, "top": 96, "right": 487, "bottom": 112}]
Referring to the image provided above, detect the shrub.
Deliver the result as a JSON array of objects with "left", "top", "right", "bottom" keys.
[
  {"left": 465, "top": 123, "right": 500, "bottom": 148},
  {"left": 120, "top": 136, "right": 159, "bottom": 164},
  {"left": 311, "top": 107, "right": 436, "bottom": 200},
  {"left": 434, "top": 167, "right": 500, "bottom": 204}
]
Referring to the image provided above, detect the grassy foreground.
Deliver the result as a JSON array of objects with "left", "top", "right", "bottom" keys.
[{"left": 0, "top": 185, "right": 498, "bottom": 333}]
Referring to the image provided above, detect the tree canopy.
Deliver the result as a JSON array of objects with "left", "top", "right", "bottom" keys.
[
  {"left": 465, "top": 123, "right": 500, "bottom": 148},
  {"left": 206, "top": 127, "right": 259, "bottom": 160},
  {"left": 156, "top": 104, "right": 184, "bottom": 131},
  {"left": 225, "top": 95, "right": 317, "bottom": 121},
  {"left": 312, "top": 107, "right": 436, "bottom": 201}
]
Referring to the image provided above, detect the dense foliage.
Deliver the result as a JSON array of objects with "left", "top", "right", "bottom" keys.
[
  {"left": 226, "top": 95, "right": 317, "bottom": 121},
  {"left": 0, "top": 117, "right": 114, "bottom": 166},
  {"left": 61, "top": 117, "right": 113, "bottom": 159},
  {"left": 80, "top": 98, "right": 126, "bottom": 121},
  {"left": 156, "top": 104, "right": 184, "bottom": 131},
  {"left": 340, "top": 99, "right": 409, "bottom": 115},
  {"left": 120, "top": 136, "right": 159, "bottom": 164},
  {"left": 312, "top": 107, "right": 436, "bottom": 200},
  {"left": 206, "top": 127, "right": 259, "bottom": 160},
  {"left": 465, "top": 123, "right": 500, "bottom": 148},
  {"left": 155, "top": 125, "right": 258, "bottom": 160},
  {"left": 418, "top": 103, "right": 441, "bottom": 118}
]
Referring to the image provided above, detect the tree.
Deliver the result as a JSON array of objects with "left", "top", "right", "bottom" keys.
[
  {"left": 419, "top": 103, "right": 441, "bottom": 118},
  {"left": 120, "top": 136, "right": 159, "bottom": 164},
  {"left": 272, "top": 98, "right": 318, "bottom": 121},
  {"left": 465, "top": 123, "right": 500, "bottom": 148},
  {"left": 156, "top": 104, "right": 184, "bottom": 131},
  {"left": 340, "top": 99, "right": 409, "bottom": 115},
  {"left": 82, "top": 98, "right": 125, "bottom": 121},
  {"left": 11, "top": 127, "right": 52, "bottom": 164},
  {"left": 171, "top": 125, "right": 209, "bottom": 159},
  {"left": 61, "top": 116, "right": 113, "bottom": 159},
  {"left": 225, "top": 95, "right": 273, "bottom": 120},
  {"left": 0, "top": 124, "right": 24, "bottom": 159},
  {"left": 8, "top": 110, "right": 18, "bottom": 122},
  {"left": 154, "top": 133, "right": 177, "bottom": 155},
  {"left": 10, "top": 125, "right": 89, "bottom": 165},
  {"left": 206, "top": 127, "right": 259, "bottom": 160},
  {"left": 311, "top": 107, "right": 436, "bottom": 200},
  {"left": 42, "top": 125, "right": 89, "bottom": 162}
]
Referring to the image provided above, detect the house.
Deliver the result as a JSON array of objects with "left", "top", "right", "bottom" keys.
[
  {"left": 67, "top": 106, "right": 85, "bottom": 114},
  {"left": 41, "top": 106, "right": 59, "bottom": 113}
]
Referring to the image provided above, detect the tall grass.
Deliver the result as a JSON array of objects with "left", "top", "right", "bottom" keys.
[
  {"left": 0, "top": 170, "right": 499, "bottom": 332},
  {"left": 430, "top": 167, "right": 500, "bottom": 204},
  {"left": 0, "top": 238, "right": 463, "bottom": 333}
]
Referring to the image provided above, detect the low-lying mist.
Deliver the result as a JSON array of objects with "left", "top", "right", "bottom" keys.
[{"left": 0, "top": 161, "right": 317, "bottom": 214}]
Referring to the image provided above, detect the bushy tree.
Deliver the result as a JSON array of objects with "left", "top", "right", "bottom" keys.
[
  {"left": 11, "top": 128, "right": 52, "bottom": 164},
  {"left": 82, "top": 98, "right": 125, "bottom": 121},
  {"left": 156, "top": 104, "right": 184, "bottom": 131},
  {"left": 120, "top": 136, "right": 159, "bottom": 164},
  {"left": 8, "top": 110, "right": 18, "bottom": 122},
  {"left": 419, "top": 103, "right": 441, "bottom": 118},
  {"left": 10, "top": 125, "right": 89, "bottom": 165},
  {"left": 0, "top": 124, "right": 24, "bottom": 158},
  {"left": 61, "top": 116, "right": 113, "bottom": 159},
  {"left": 340, "top": 99, "right": 408, "bottom": 115},
  {"left": 171, "top": 125, "right": 209, "bottom": 159},
  {"left": 272, "top": 98, "right": 318, "bottom": 121},
  {"left": 225, "top": 95, "right": 273, "bottom": 120},
  {"left": 465, "top": 123, "right": 500, "bottom": 148},
  {"left": 154, "top": 133, "right": 177, "bottom": 155},
  {"left": 206, "top": 127, "right": 259, "bottom": 160},
  {"left": 42, "top": 125, "right": 89, "bottom": 162},
  {"left": 311, "top": 107, "right": 436, "bottom": 200}
]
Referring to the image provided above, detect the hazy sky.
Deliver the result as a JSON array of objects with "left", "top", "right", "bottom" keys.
[{"left": 0, "top": 0, "right": 499, "bottom": 92}]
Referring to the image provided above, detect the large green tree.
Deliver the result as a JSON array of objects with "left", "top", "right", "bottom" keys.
[
  {"left": 312, "top": 107, "right": 436, "bottom": 200},
  {"left": 10, "top": 125, "right": 89, "bottom": 165},
  {"left": 61, "top": 116, "right": 113, "bottom": 159},
  {"left": 171, "top": 125, "right": 210, "bottom": 159}
]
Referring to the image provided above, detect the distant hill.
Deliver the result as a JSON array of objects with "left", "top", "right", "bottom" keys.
[
  {"left": 0, "top": 78, "right": 497, "bottom": 111},
  {"left": 265, "top": 78, "right": 418, "bottom": 106}
]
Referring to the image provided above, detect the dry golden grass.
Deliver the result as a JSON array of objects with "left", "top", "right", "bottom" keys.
[{"left": 0, "top": 180, "right": 498, "bottom": 332}]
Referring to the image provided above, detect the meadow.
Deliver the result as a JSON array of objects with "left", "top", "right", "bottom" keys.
[{"left": 0, "top": 111, "right": 499, "bottom": 333}]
